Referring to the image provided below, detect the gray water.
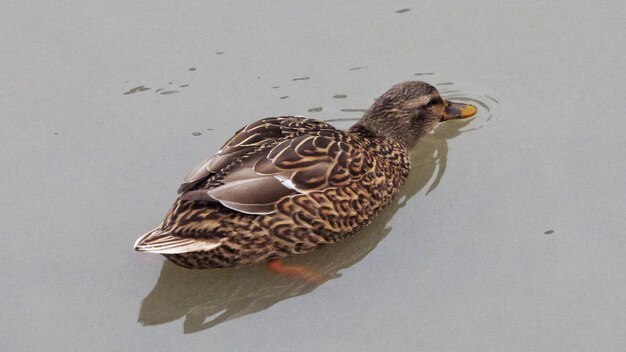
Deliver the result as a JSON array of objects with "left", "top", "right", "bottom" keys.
[{"left": 2, "top": 1, "right": 625, "bottom": 351}]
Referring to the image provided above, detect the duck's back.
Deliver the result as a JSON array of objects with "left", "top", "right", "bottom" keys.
[{"left": 135, "top": 116, "right": 410, "bottom": 268}]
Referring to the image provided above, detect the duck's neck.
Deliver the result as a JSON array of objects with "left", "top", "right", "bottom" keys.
[
  {"left": 347, "top": 122, "right": 376, "bottom": 138},
  {"left": 350, "top": 111, "right": 425, "bottom": 149}
]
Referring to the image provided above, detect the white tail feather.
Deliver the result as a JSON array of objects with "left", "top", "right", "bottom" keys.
[{"left": 134, "top": 226, "right": 223, "bottom": 254}]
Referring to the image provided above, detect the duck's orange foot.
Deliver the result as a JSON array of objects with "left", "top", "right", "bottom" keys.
[{"left": 266, "top": 259, "right": 326, "bottom": 284}]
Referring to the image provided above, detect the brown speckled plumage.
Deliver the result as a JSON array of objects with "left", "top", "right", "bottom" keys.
[{"left": 134, "top": 81, "right": 476, "bottom": 268}]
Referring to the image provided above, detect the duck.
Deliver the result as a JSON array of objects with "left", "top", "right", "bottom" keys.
[{"left": 134, "top": 81, "right": 477, "bottom": 272}]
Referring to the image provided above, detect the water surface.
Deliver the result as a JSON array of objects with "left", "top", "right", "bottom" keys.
[{"left": 1, "top": 1, "right": 625, "bottom": 351}]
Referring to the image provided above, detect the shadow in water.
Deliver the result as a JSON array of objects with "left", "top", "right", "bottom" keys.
[{"left": 138, "top": 116, "right": 479, "bottom": 334}]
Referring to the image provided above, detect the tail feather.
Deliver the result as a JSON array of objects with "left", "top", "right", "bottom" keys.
[{"left": 134, "top": 226, "right": 223, "bottom": 254}]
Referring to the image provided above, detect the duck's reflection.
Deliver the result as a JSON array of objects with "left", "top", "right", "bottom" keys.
[{"left": 138, "top": 118, "right": 473, "bottom": 334}]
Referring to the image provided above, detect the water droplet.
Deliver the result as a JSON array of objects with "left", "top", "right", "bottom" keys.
[
  {"left": 192, "top": 132, "right": 202, "bottom": 136},
  {"left": 160, "top": 90, "right": 180, "bottom": 95},
  {"left": 333, "top": 94, "right": 347, "bottom": 99},
  {"left": 216, "top": 51, "right": 224, "bottom": 55},
  {"left": 272, "top": 86, "right": 280, "bottom": 89},
  {"left": 279, "top": 96, "right": 289, "bottom": 99},
  {"left": 396, "top": 8, "right": 411, "bottom": 13},
  {"left": 292, "top": 77, "right": 310, "bottom": 81},
  {"left": 189, "top": 67, "right": 196, "bottom": 71},
  {"left": 308, "top": 107, "right": 322, "bottom": 112},
  {"left": 544, "top": 230, "right": 555, "bottom": 235},
  {"left": 349, "top": 66, "right": 368, "bottom": 71}
]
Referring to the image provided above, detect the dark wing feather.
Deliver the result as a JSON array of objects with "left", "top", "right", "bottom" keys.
[
  {"left": 178, "top": 117, "right": 365, "bottom": 215},
  {"left": 178, "top": 118, "right": 287, "bottom": 193},
  {"left": 178, "top": 156, "right": 216, "bottom": 193}
]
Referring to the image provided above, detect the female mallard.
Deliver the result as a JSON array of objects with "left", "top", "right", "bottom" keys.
[{"left": 134, "top": 81, "right": 476, "bottom": 270}]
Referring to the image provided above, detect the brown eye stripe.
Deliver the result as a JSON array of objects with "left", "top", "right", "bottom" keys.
[{"left": 424, "top": 97, "right": 443, "bottom": 108}]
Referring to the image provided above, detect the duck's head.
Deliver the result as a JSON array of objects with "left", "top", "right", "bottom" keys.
[{"left": 354, "top": 81, "right": 477, "bottom": 148}]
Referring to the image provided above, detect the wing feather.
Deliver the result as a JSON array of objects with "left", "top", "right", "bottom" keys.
[{"left": 177, "top": 116, "right": 365, "bottom": 215}]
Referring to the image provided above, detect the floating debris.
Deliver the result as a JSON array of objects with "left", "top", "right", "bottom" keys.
[
  {"left": 308, "top": 107, "right": 323, "bottom": 112},
  {"left": 323, "top": 117, "right": 360, "bottom": 123},
  {"left": 192, "top": 132, "right": 202, "bottom": 136},
  {"left": 160, "top": 90, "right": 180, "bottom": 95},
  {"left": 279, "top": 96, "right": 289, "bottom": 99},
  {"left": 414, "top": 72, "right": 435, "bottom": 76},
  {"left": 216, "top": 51, "right": 224, "bottom": 55},
  {"left": 189, "top": 67, "right": 196, "bottom": 71},
  {"left": 271, "top": 86, "right": 280, "bottom": 89},
  {"left": 340, "top": 108, "right": 368, "bottom": 112},
  {"left": 123, "top": 85, "right": 150, "bottom": 95},
  {"left": 154, "top": 88, "right": 163, "bottom": 93},
  {"left": 180, "top": 84, "right": 189, "bottom": 88},
  {"left": 292, "top": 77, "right": 310, "bottom": 81},
  {"left": 333, "top": 94, "right": 348, "bottom": 99},
  {"left": 544, "top": 230, "right": 555, "bottom": 235},
  {"left": 396, "top": 8, "right": 411, "bottom": 13},
  {"left": 349, "top": 66, "right": 368, "bottom": 71}
]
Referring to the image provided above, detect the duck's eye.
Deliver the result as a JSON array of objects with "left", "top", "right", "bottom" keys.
[{"left": 424, "top": 97, "right": 443, "bottom": 108}]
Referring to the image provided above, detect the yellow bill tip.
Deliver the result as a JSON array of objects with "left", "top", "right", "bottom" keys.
[
  {"left": 459, "top": 104, "right": 477, "bottom": 118},
  {"left": 442, "top": 101, "right": 478, "bottom": 121}
]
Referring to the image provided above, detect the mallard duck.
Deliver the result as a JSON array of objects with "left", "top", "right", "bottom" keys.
[{"left": 134, "top": 81, "right": 476, "bottom": 270}]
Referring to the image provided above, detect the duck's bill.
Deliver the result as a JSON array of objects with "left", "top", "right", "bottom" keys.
[{"left": 441, "top": 101, "right": 477, "bottom": 121}]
